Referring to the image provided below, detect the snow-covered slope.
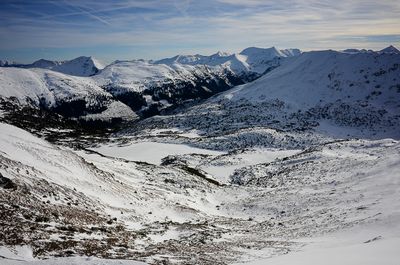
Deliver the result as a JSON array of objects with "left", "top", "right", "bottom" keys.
[
  {"left": 219, "top": 50, "right": 400, "bottom": 135},
  {"left": 0, "top": 67, "right": 135, "bottom": 121},
  {"left": 94, "top": 59, "right": 204, "bottom": 93}
]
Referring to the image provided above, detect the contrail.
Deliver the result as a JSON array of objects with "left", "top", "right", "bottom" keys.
[{"left": 57, "top": 0, "right": 111, "bottom": 26}]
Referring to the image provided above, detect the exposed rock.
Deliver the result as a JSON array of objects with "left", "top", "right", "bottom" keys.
[{"left": 0, "top": 173, "right": 16, "bottom": 190}]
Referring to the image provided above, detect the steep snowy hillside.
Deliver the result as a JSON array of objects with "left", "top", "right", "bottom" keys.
[
  {"left": 0, "top": 67, "right": 135, "bottom": 122},
  {"left": 220, "top": 50, "right": 399, "bottom": 106},
  {"left": 218, "top": 50, "right": 400, "bottom": 136}
]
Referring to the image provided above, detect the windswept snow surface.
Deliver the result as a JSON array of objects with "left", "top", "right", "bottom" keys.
[{"left": 236, "top": 226, "right": 400, "bottom": 265}]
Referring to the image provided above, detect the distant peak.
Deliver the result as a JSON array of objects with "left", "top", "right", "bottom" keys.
[
  {"left": 380, "top": 45, "right": 400, "bottom": 54},
  {"left": 218, "top": 51, "right": 230, "bottom": 56},
  {"left": 211, "top": 51, "right": 230, "bottom": 57},
  {"left": 71, "top": 56, "right": 104, "bottom": 69}
]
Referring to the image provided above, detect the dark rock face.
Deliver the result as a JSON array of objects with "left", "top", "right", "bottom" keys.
[
  {"left": 0, "top": 173, "right": 16, "bottom": 190},
  {"left": 150, "top": 72, "right": 245, "bottom": 105}
]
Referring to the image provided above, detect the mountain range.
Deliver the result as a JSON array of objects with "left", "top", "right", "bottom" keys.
[
  {"left": 1, "top": 45, "right": 398, "bottom": 132},
  {"left": 0, "top": 47, "right": 300, "bottom": 123}
]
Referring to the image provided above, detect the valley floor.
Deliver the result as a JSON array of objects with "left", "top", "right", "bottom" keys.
[{"left": 1, "top": 121, "right": 399, "bottom": 264}]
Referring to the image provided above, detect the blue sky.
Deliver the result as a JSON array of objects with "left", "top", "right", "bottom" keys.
[{"left": 1, "top": 0, "right": 399, "bottom": 63}]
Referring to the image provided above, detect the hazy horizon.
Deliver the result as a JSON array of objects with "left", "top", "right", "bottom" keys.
[{"left": 1, "top": 45, "right": 399, "bottom": 66}]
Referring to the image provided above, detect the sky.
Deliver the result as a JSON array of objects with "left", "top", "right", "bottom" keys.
[{"left": 0, "top": 0, "right": 399, "bottom": 64}]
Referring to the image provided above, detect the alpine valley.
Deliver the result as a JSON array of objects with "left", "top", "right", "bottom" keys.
[{"left": 0, "top": 45, "right": 400, "bottom": 265}]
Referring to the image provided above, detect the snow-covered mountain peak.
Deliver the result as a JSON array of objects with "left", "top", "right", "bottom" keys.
[
  {"left": 211, "top": 51, "right": 231, "bottom": 57},
  {"left": 239, "top": 46, "right": 302, "bottom": 59},
  {"left": 239, "top": 46, "right": 283, "bottom": 57},
  {"left": 52, "top": 56, "right": 103, "bottom": 76},
  {"left": 76, "top": 56, "right": 104, "bottom": 69},
  {"left": 5, "top": 56, "right": 105, "bottom": 77}
]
